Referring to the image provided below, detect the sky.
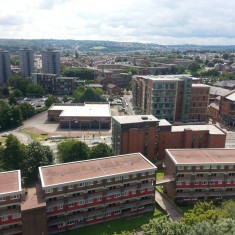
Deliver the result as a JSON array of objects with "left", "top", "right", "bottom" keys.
[{"left": 1, "top": 0, "right": 235, "bottom": 45}]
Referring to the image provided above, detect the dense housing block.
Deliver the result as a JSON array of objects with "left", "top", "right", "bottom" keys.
[
  {"left": 39, "top": 153, "right": 157, "bottom": 233},
  {"left": 164, "top": 149, "right": 235, "bottom": 204}
]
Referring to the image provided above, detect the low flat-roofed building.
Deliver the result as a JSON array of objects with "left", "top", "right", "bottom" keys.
[
  {"left": 48, "top": 102, "right": 111, "bottom": 129},
  {"left": 0, "top": 170, "right": 22, "bottom": 235},
  {"left": 39, "top": 153, "right": 157, "bottom": 233},
  {"left": 164, "top": 148, "right": 235, "bottom": 204}
]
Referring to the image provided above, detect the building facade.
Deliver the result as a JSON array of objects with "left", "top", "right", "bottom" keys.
[
  {"left": 132, "top": 75, "right": 210, "bottom": 123},
  {"left": 0, "top": 49, "right": 11, "bottom": 85},
  {"left": 19, "top": 48, "right": 34, "bottom": 77},
  {"left": 0, "top": 170, "right": 22, "bottom": 235},
  {"left": 42, "top": 49, "right": 60, "bottom": 76},
  {"left": 164, "top": 149, "right": 235, "bottom": 204},
  {"left": 39, "top": 153, "right": 157, "bottom": 234},
  {"left": 112, "top": 115, "right": 159, "bottom": 162},
  {"left": 48, "top": 103, "right": 112, "bottom": 130}
]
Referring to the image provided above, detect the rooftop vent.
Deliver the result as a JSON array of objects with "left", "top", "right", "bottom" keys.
[{"left": 141, "top": 116, "right": 148, "bottom": 120}]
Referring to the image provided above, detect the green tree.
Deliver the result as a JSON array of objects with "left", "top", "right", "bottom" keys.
[
  {"left": 73, "top": 86, "right": 86, "bottom": 102},
  {"left": 181, "top": 201, "right": 227, "bottom": 225},
  {"left": 90, "top": 143, "right": 113, "bottom": 159},
  {"left": 8, "top": 94, "right": 17, "bottom": 105},
  {"left": 0, "top": 100, "right": 11, "bottom": 130},
  {"left": 45, "top": 95, "right": 59, "bottom": 108},
  {"left": 62, "top": 68, "right": 94, "bottom": 80},
  {"left": 122, "top": 67, "right": 138, "bottom": 75},
  {"left": 3, "top": 134, "right": 26, "bottom": 170},
  {"left": 187, "top": 62, "right": 201, "bottom": 73},
  {"left": 8, "top": 74, "right": 31, "bottom": 95},
  {"left": 79, "top": 87, "right": 105, "bottom": 103},
  {"left": 223, "top": 53, "right": 229, "bottom": 60},
  {"left": 19, "top": 102, "right": 35, "bottom": 119},
  {"left": 10, "top": 56, "right": 19, "bottom": 65},
  {"left": 142, "top": 217, "right": 190, "bottom": 235},
  {"left": 58, "top": 140, "right": 90, "bottom": 163},
  {"left": 23, "top": 141, "right": 53, "bottom": 183},
  {"left": 13, "top": 89, "right": 23, "bottom": 98},
  {"left": 221, "top": 200, "right": 235, "bottom": 218},
  {"left": 26, "top": 83, "right": 44, "bottom": 97}
]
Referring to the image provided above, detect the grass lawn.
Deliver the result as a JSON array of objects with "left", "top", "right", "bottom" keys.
[
  {"left": 63, "top": 209, "right": 165, "bottom": 235},
  {"left": 20, "top": 129, "right": 48, "bottom": 141},
  {"left": 156, "top": 169, "right": 164, "bottom": 180}
]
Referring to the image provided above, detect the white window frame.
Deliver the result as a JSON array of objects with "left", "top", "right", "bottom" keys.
[
  {"left": 58, "top": 205, "right": 63, "bottom": 210},
  {"left": 115, "top": 176, "right": 122, "bottom": 181},
  {"left": 68, "top": 185, "right": 74, "bottom": 189},
  {"left": 211, "top": 165, "right": 217, "bottom": 169},
  {"left": 79, "top": 200, "right": 84, "bottom": 205},
  {"left": 11, "top": 194, "right": 20, "bottom": 200},
  {"left": 57, "top": 186, "right": 63, "bottom": 191},
  {"left": 78, "top": 182, "right": 85, "bottom": 187},
  {"left": 67, "top": 220, "right": 75, "bottom": 225},
  {"left": 0, "top": 196, "right": 6, "bottom": 201},
  {"left": 187, "top": 166, "right": 191, "bottom": 170},
  {"left": 123, "top": 175, "right": 129, "bottom": 179},
  {"left": 45, "top": 188, "right": 53, "bottom": 194},
  {"left": 58, "top": 223, "right": 65, "bottom": 228},
  {"left": 177, "top": 166, "right": 184, "bottom": 170},
  {"left": 203, "top": 165, "right": 210, "bottom": 169},
  {"left": 12, "top": 213, "right": 21, "bottom": 219},
  {"left": 228, "top": 165, "right": 233, "bottom": 169},
  {"left": 1, "top": 215, "right": 8, "bottom": 221},
  {"left": 68, "top": 203, "right": 74, "bottom": 208},
  {"left": 176, "top": 181, "right": 183, "bottom": 186}
]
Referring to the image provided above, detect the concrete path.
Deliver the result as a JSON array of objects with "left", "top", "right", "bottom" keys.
[{"left": 155, "top": 190, "right": 183, "bottom": 221}]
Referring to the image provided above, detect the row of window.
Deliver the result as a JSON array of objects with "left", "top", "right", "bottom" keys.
[
  {"left": 0, "top": 194, "right": 20, "bottom": 202},
  {"left": 177, "top": 165, "right": 234, "bottom": 170},
  {"left": 45, "top": 172, "right": 155, "bottom": 194},
  {"left": 178, "top": 173, "right": 235, "bottom": 177},
  {"left": 176, "top": 188, "right": 235, "bottom": 193},
  {"left": 176, "top": 180, "right": 235, "bottom": 186},
  {"left": 1, "top": 213, "right": 21, "bottom": 221}
]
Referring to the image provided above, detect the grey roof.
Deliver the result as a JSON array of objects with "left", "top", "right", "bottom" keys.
[
  {"left": 112, "top": 115, "right": 159, "bottom": 124},
  {"left": 209, "top": 86, "right": 231, "bottom": 97},
  {"left": 214, "top": 80, "right": 235, "bottom": 88}
]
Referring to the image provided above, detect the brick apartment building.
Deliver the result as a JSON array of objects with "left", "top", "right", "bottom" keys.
[
  {"left": 32, "top": 73, "right": 85, "bottom": 95},
  {"left": 112, "top": 115, "right": 226, "bottom": 162},
  {"left": 112, "top": 115, "right": 159, "bottom": 162},
  {"left": 1, "top": 153, "right": 157, "bottom": 234},
  {"left": 164, "top": 149, "right": 235, "bottom": 204},
  {"left": 0, "top": 170, "right": 22, "bottom": 235},
  {"left": 132, "top": 75, "right": 210, "bottom": 123},
  {"left": 219, "top": 90, "right": 235, "bottom": 127}
]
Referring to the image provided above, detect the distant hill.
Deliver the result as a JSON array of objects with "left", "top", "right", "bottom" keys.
[{"left": 0, "top": 39, "right": 234, "bottom": 53}]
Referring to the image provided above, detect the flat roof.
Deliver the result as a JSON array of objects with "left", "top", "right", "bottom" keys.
[
  {"left": 39, "top": 153, "right": 157, "bottom": 188},
  {"left": 166, "top": 149, "right": 235, "bottom": 165},
  {"left": 21, "top": 187, "right": 46, "bottom": 211},
  {"left": 171, "top": 124, "right": 224, "bottom": 135},
  {"left": 209, "top": 86, "right": 231, "bottom": 97},
  {"left": 50, "top": 103, "right": 111, "bottom": 118},
  {"left": 0, "top": 170, "right": 21, "bottom": 195},
  {"left": 112, "top": 115, "right": 158, "bottom": 124},
  {"left": 192, "top": 84, "right": 210, "bottom": 88},
  {"left": 226, "top": 91, "right": 235, "bottom": 101},
  {"left": 137, "top": 74, "right": 192, "bottom": 82},
  {"left": 159, "top": 119, "right": 172, "bottom": 127}
]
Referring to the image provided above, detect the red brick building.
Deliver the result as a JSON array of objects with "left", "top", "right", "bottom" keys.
[
  {"left": 164, "top": 149, "right": 235, "bottom": 204},
  {"left": 158, "top": 124, "right": 226, "bottom": 161},
  {"left": 112, "top": 115, "right": 226, "bottom": 163}
]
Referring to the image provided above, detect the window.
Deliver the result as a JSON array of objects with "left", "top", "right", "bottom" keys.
[
  {"left": 177, "top": 166, "right": 184, "bottom": 170},
  {"left": 47, "top": 207, "right": 54, "bottom": 212},
  {"left": 97, "top": 197, "right": 102, "bottom": 202},
  {"left": 122, "top": 192, "right": 128, "bottom": 196},
  {"left": 185, "top": 182, "right": 190, "bottom": 185},
  {"left": 123, "top": 175, "right": 129, "bottom": 179},
  {"left": 132, "top": 174, "right": 137, "bottom": 178},
  {"left": 58, "top": 205, "right": 63, "bottom": 210},
  {"left": 114, "top": 193, "right": 121, "bottom": 198},
  {"left": 96, "top": 180, "right": 102, "bottom": 184},
  {"left": 220, "top": 165, "right": 224, "bottom": 169},
  {"left": 86, "top": 181, "right": 93, "bottom": 186},
  {"left": 211, "top": 165, "right": 217, "bottom": 169},
  {"left": 68, "top": 185, "right": 74, "bottom": 189},
  {"left": 141, "top": 172, "right": 146, "bottom": 176},
  {"left": 78, "top": 182, "right": 85, "bottom": 187},
  {"left": 1, "top": 216, "right": 8, "bottom": 221},
  {"left": 218, "top": 181, "right": 222, "bottom": 185},
  {"left": 57, "top": 186, "right": 63, "bottom": 191},
  {"left": 229, "top": 165, "right": 234, "bottom": 170},
  {"left": 140, "top": 189, "right": 145, "bottom": 193},
  {"left": 148, "top": 171, "right": 155, "bottom": 175},
  {"left": 79, "top": 200, "right": 84, "bottom": 205},
  {"left": 202, "top": 181, "right": 208, "bottom": 185},
  {"left": 11, "top": 194, "right": 20, "bottom": 200},
  {"left": 115, "top": 176, "right": 122, "bottom": 181},
  {"left": 203, "top": 165, "right": 210, "bottom": 169},
  {"left": 86, "top": 216, "right": 93, "bottom": 221},
  {"left": 114, "top": 210, "right": 121, "bottom": 215},
  {"left": 187, "top": 166, "right": 191, "bottom": 170},
  {"left": 69, "top": 203, "right": 74, "bottom": 208},
  {"left": 196, "top": 166, "right": 200, "bottom": 170},
  {"left": 45, "top": 188, "right": 53, "bottom": 194},
  {"left": 12, "top": 213, "right": 21, "bottom": 219},
  {"left": 176, "top": 181, "right": 182, "bottom": 186},
  {"left": 106, "top": 195, "right": 112, "bottom": 200},
  {"left": 106, "top": 178, "right": 112, "bottom": 182},
  {"left": 58, "top": 223, "right": 65, "bottom": 228},
  {"left": 0, "top": 196, "right": 6, "bottom": 201},
  {"left": 97, "top": 214, "right": 104, "bottom": 219},
  {"left": 67, "top": 220, "right": 75, "bottom": 225},
  {"left": 105, "top": 212, "right": 111, "bottom": 217},
  {"left": 194, "top": 182, "right": 199, "bottom": 185}
]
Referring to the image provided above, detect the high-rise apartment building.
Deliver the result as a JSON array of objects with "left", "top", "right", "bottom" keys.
[
  {"left": 19, "top": 48, "right": 34, "bottom": 77},
  {"left": 41, "top": 49, "right": 60, "bottom": 76},
  {"left": 0, "top": 49, "right": 11, "bottom": 85},
  {"left": 132, "top": 75, "right": 210, "bottom": 123}
]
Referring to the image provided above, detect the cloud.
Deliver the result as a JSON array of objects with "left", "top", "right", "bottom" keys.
[{"left": 0, "top": 0, "right": 235, "bottom": 45}]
